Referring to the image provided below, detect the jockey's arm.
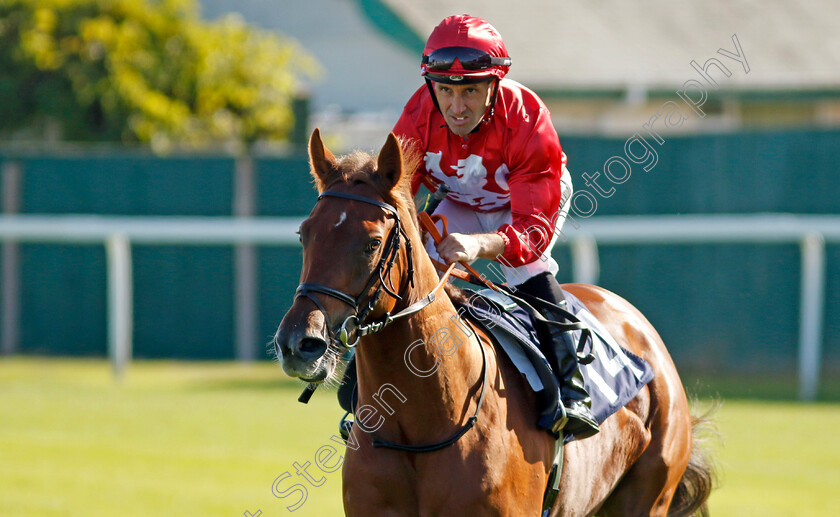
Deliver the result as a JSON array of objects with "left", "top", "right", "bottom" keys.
[{"left": 436, "top": 232, "right": 505, "bottom": 264}]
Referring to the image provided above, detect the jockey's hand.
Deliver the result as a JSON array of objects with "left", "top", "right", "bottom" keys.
[{"left": 437, "top": 232, "right": 505, "bottom": 264}]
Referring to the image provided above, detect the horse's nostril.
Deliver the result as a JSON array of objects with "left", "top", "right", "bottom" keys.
[{"left": 298, "top": 337, "right": 328, "bottom": 361}]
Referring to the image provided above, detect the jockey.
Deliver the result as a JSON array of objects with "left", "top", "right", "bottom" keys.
[{"left": 391, "top": 14, "right": 599, "bottom": 440}]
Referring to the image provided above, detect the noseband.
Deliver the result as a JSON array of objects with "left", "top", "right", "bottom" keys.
[{"left": 295, "top": 191, "right": 415, "bottom": 348}]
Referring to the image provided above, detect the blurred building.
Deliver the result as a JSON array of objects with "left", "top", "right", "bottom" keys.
[{"left": 201, "top": 0, "right": 840, "bottom": 149}]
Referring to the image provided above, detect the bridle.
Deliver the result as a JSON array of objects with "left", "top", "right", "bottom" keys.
[
  {"left": 295, "top": 190, "right": 444, "bottom": 349},
  {"left": 294, "top": 189, "right": 488, "bottom": 453},
  {"left": 295, "top": 191, "right": 412, "bottom": 348}
]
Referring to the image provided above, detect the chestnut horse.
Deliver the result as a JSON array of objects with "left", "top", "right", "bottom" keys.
[{"left": 274, "top": 129, "right": 715, "bottom": 516}]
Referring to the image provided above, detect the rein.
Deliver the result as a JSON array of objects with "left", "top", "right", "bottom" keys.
[
  {"left": 296, "top": 189, "right": 488, "bottom": 453},
  {"left": 417, "top": 211, "right": 502, "bottom": 291}
]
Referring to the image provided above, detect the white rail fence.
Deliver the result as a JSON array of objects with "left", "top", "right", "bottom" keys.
[{"left": 0, "top": 213, "right": 836, "bottom": 399}]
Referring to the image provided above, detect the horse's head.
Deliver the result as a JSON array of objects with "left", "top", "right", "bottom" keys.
[{"left": 273, "top": 129, "right": 419, "bottom": 383}]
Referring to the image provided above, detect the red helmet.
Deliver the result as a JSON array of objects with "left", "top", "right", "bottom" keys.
[{"left": 421, "top": 15, "right": 511, "bottom": 84}]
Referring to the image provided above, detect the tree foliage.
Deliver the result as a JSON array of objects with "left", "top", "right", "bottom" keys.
[{"left": 0, "top": 0, "right": 320, "bottom": 149}]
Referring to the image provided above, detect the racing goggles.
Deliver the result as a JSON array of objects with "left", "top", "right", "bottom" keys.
[{"left": 422, "top": 46, "right": 511, "bottom": 71}]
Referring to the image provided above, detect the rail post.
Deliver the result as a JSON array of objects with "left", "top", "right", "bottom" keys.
[
  {"left": 570, "top": 233, "right": 600, "bottom": 285},
  {"left": 106, "top": 233, "right": 133, "bottom": 379},
  {"left": 798, "top": 232, "right": 826, "bottom": 401}
]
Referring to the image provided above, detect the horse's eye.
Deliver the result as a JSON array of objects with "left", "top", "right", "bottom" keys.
[{"left": 366, "top": 238, "right": 382, "bottom": 253}]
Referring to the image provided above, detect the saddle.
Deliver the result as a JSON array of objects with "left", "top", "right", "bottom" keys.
[
  {"left": 456, "top": 287, "right": 655, "bottom": 441},
  {"left": 337, "top": 287, "right": 655, "bottom": 441}
]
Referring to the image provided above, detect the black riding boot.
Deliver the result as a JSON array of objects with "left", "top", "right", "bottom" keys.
[{"left": 515, "top": 273, "right": 599, "bottom": 440}]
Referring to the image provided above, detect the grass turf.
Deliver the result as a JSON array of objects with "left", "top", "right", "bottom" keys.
[
  {"left": 1, "top": 358, "right": 838, "bottom": 516},
  {"left": 0, "top": 358, "right": 346, "bottom": 516}
]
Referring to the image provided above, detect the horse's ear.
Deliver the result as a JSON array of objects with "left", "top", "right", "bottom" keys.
[
  {"left": 309, "top": 128, "right": 338, "bottom": 192},
  {"left": 376, "top": 132, "right": 404, "bottom": 190}
]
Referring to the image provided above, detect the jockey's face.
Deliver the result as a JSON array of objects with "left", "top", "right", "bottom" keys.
[{"left": 432, "top": 80, "right": 494, "bottom": 137}]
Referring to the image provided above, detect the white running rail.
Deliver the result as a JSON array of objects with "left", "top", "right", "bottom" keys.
[{"left": 0, "top": 213, "right": 835, "bottom": 400}]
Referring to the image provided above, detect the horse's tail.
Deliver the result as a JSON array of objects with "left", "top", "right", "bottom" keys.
[{"left": 668, "top": 401, "right": 720, "bottom": 517}]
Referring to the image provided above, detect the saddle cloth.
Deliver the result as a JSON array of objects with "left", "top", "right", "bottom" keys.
[{"left": 457, "top": 288, "right": 655, "bottom": 441}]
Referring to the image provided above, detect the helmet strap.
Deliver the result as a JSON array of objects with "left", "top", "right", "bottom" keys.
[
  {"left": 482, "top": 78, "right": 500, "bottom": 128},
  {"left": 425, "top": 78, "right": 442, "bottom": 115}
]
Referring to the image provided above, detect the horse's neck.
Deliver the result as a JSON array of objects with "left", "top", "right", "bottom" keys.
[{"left": 355, "top": 265, "right": 484, "bottom": 434}]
